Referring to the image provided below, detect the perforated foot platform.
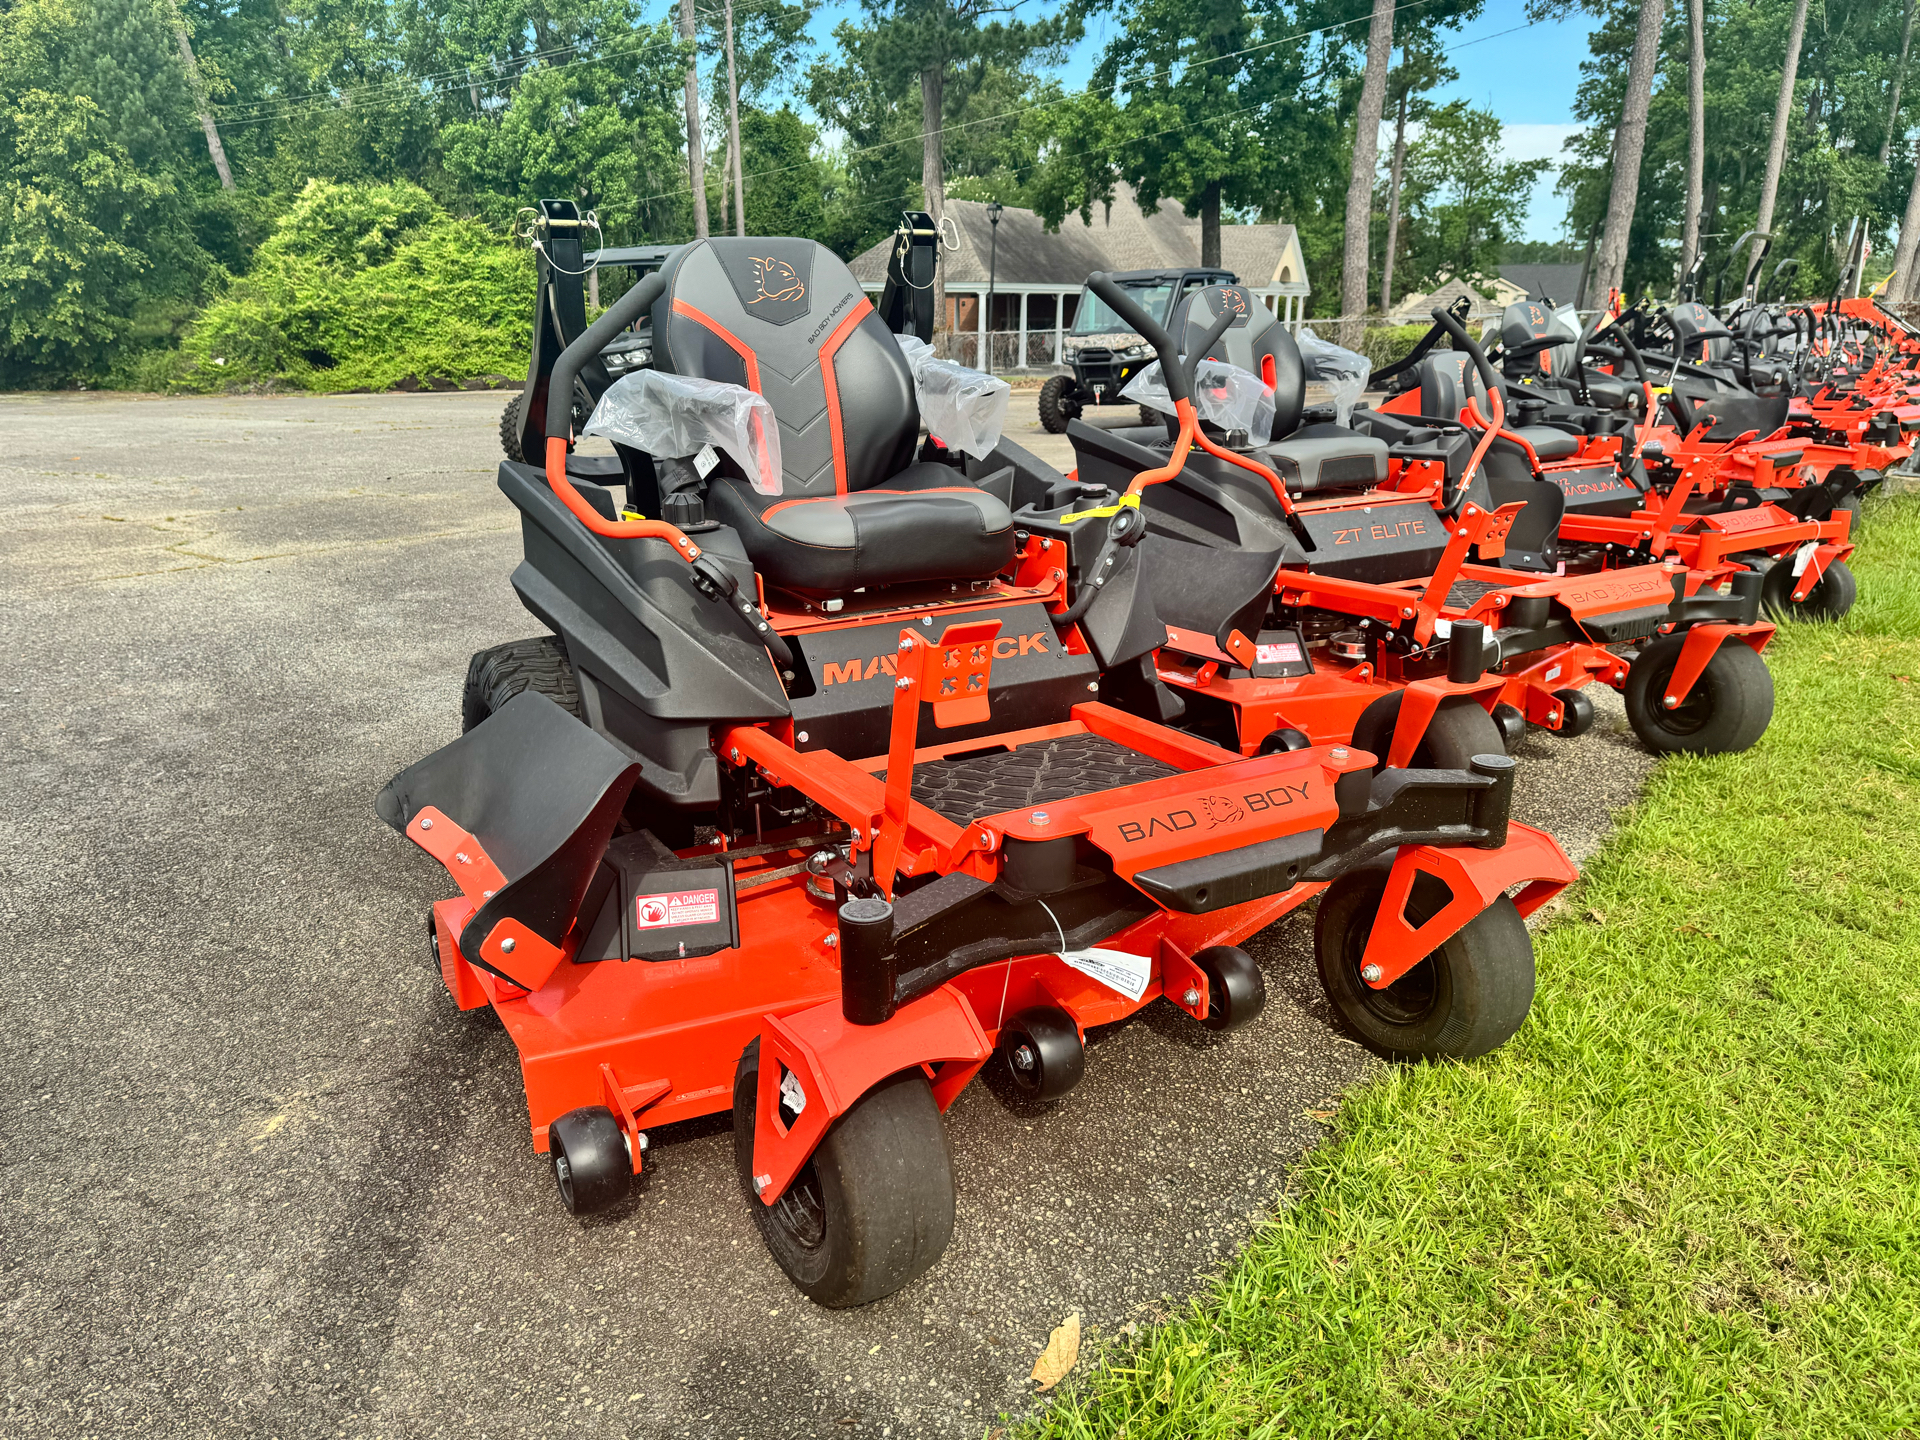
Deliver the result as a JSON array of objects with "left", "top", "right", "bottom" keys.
[{"left": 894, "top": 734, "right": 1179, "bottom": 825}]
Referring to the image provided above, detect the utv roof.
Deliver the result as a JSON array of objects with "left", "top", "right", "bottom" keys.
[
  {"left": 1099, "top": 267, "right": 1238, "bottom": 284},
  {"left": 593, "top": 244, "right": 679, "bottom": 270}
]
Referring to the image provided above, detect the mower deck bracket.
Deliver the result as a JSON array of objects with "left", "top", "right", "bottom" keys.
[
  {"left": 1663, "top": 622, "right": 1774, "bottom": 709},
  {"left": 1384, "top": 675, "right": 1505, "bottom": 769},
  {"left": 599, "top": 1064, "right": 670, "bottom": 1174},
  {"left": 752, "top": 985, "right": 990, "bottom": 1204},
  {"left": 1157, "top": 937, "right": 1209, "bottom": 1021},
  {"left": 1359, "top": 824, "right": 1575, "bottom": 987},
  {"left": 407, "top": 806, "right": 507, "bottom": 902}
]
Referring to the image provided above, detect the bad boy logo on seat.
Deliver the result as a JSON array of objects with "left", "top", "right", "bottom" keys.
[
  {"left": 714, "top": 240, "right": 814, "bottom": 325},
  {"left": 751, "top": 256, "right": 805, "bottom": 305}
]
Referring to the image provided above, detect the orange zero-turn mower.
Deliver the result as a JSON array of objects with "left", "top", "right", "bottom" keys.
[
  {"left": 1030, "top": 281, "right": 1777, "bottom": 761},
  {"left": 1373, "top": 308, "right": 1860, "bottom": 624},
  {"left": 374, "top": 238, "right": 1577, "bottom": 1309}
]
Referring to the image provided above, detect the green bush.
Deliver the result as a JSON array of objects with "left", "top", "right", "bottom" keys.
[
  {"left": 1358, "top": 323, "right": 1445, "bottom": 376},
  {"left": 171, "top": 179, "right": 533, "bottom": 393}
]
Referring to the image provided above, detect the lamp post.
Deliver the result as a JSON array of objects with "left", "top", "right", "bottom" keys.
[{"left": 987, "top": 200, "right": 1003, "bottom": 371}]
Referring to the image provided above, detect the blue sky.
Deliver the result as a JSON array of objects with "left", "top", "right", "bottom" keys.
[{"left": 784, "top": 0, "right": 1595, "bottom": 241}]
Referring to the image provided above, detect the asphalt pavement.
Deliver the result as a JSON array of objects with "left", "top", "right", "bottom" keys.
[{"left": 0, "top": 388, "right": 1652, "bottom": 1437}]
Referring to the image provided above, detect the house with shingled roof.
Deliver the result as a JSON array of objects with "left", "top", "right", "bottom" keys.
[{"left": 848, "top": 181, "right": 1311, "bottom": 371}]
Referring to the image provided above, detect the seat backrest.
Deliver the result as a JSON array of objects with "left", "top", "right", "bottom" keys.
[
  {"left": 1167, "top": 285, "right": 1305, "bottom": 437},
  {"left": 651, "top": 238, "right": 919, "bottom": 498},
  {"left": 1499, "top": 300, "right": 1578, "bottom": 379},
  {"left": 1668, "top": 302, "right": 1731, "bottom": 364},
  {"left": 1418, "top": 351, "right": 1488, "bottom": 421}
]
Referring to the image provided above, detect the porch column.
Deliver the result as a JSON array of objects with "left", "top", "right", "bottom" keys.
[{"left": 1018, "top": 292, "right": 1029, "bottom": 370}]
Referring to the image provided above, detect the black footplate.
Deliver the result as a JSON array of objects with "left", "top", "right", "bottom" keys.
[{"left": 897, "top": 734, "right": 1179, "bottom": 825}]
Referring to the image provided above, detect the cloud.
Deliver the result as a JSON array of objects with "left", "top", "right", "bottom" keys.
[{"left": 1500, "top": 122, "right": 1585, "bottom": 163}]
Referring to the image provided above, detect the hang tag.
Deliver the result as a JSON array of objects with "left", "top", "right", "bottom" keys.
[
  {"left": 1056, "top": 948, "right": 1151, "bottom": 1003},
  {"left": 693, "top": 443, "right": 719, "bottom": 479},
  {"left": 1790, "top": 539, "right": 1818, "bottom": 577}
]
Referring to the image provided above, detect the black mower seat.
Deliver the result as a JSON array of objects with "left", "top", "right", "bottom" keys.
[
  {"left": 1167, "top": 284, "right": 1307, "bottom": 438},
  {"left": 1253, "top": 426, "right": 1389, "bottom": 490},
  {"left": 649, "top": 237, "right": 1014, "bottom": 594},
  {"left": 1418, "top": 353, "right": 1580, "bottom": 459}
]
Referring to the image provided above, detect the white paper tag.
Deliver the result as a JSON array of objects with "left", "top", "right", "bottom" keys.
[
  {"left": 693, "top": 443, "right": 719, "bottom": 478},
  {"left": 1790, "top": 539, "right": 1818, "bottom": 577},
  {"left": 1057, "top": 948, "right": 1151, "bottom": 1003}
]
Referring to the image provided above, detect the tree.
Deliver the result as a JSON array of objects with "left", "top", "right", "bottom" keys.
[
  {"left": 1748, "top": 0, "right": 1809, "bottom": 281},
  {"left": 683, "top": 0, "right": 708, "bottom": 238},
  {"left": 1338, "top": 0, "right": 1394, "bottom": 346},
  {"left": 1586, "top": 0, "right": 1664, "bottom": 309},
  {"left": 1676, "top": 0, "right": 1703, "bottom": 289},
  {"left": 1379, "top": 36, "right": 1456, "bottom": 316},
  {"left": 1395, "top": 100, "right": 1547, "bottom": 294}
]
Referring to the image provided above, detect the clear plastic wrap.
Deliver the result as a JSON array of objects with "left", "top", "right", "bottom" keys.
[
  {"left": 895, "top": 335, "right": 1010, "bottom": 459},
  {"left": 1121, "top": 358, "right": 1276, "bottom": 442},
  {"left": 1295, "top": 328, "right": 1373, "bottom": 427},
  {"left": 584, "top": 368, "right": 783, "bottom": 495}
]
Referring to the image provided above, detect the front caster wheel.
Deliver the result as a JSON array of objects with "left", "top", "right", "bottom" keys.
[
  {"left": 549, "top": 1106, "right": 632, "bottom": 1215},
  {"left": 1623, "top": 632, "right": 1774, "bottom": 755},
  {"left": 1490, "top": 703, "right": 1527, "bottom": 750},
  {"left": 1196, "top": 945, "right": 1266, "bottom": 1031},
  {"left": 1550, "top": 688, "right": 1596, "bottom": 737},
  {"left": 1000, "top": 1006, "right": 1085, "bottom": 1100},
  {"left": 1314, "top": 867, "right": 1534, "bottom": 1061},
  {"left": 1761, "top": 555, "right": 1855, "bottom": 621},
  {"left": 733, "top": 1039, "right": 956, "bottom": 1308}
]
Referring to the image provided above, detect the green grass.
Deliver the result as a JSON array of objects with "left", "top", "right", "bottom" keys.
[{"left": 1031, "top": 493, "right": 1921, "bottom": 1439}]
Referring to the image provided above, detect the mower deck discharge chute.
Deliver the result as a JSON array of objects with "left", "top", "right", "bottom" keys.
[{"left": 380, "top": 237, "right": 1576, "bottom": 1309}]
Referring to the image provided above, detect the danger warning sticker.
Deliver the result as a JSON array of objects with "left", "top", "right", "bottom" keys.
[
  {"left": 1256, "top": 641, "right": 1303, "bottom": 664},
  {"left": 634, "top": 889, "right": 721, "bottom": 930}
]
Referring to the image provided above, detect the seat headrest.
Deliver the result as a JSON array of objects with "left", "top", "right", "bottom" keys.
[
  {"left": 1167, "top": 285, "right": 1304, "bottom": 437},
  {"left": 1668, "top": 302, "right": 1731, "bottom": 364},
  {"left": 652, "top": 238, "right": 919, "bottom": 498}
]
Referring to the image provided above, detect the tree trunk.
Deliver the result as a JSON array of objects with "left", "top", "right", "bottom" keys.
[
  {"left": 1200, "top": 178, "right": 1221, "bottom": 267},
  {"left": 680, "top": 0, "right": 708, "bottom": 240},
  {"left": 724, "top": 0, "right": 745, "bottom": 237},
  {"left": 1749, "top": 0, "right": 1811, "bottom": 282},
  {"left": 922, "top": 65, "right": 947, "bottom": 339},
  {"left": 1677, "top": 0, "right": 1705, "bottom": 292},
  {"left": 1586, "top": 0, "right": 1664, "bottom": 311},
  {"left": 1889, "top": 163, "right": 1920, "bottom": 314},
  {"left": 1879, "top": 1, "right": 1915, "bottom": 167},
  {"left": 1379, "top": 89, "right": 1409, "bottom": 317},
  {"left": 1339, "top": 0, "right": 1395, "bottom": 348},
  {"left": 173, "top": 23, "right": 235, "bottom": 190}
]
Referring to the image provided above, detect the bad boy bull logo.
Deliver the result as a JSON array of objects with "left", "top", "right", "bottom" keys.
[
  {"left": 718, "top": 245, "right": 813, "bottom": 324},
  {"left": 1113, "top": 781, "right": 1311, "bottom": 844},
  {"left": 751, "top": 256, "right": 805, "bottom": 305}
]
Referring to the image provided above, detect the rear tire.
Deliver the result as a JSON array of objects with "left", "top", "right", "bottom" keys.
[
  {"left": 1623, "top": 631, "right": 1774, "bottom": 755},
  {"left": 499, "top": 392, "right": 524, "bottom": 462},
  {"left": 733, "top": 1039, "right": 956, "bottom": 1308},
  {"left": 1350, "top": 693, "right": 1505, "bottom": 772},
  {"left": 462, "top": 635, "right": 583, "bottom": 732},
  {"left": 1760, "top": 555, "right": 1856, "bottom": 622},
  {"left": 1314, "top": 867, "right": 1534, "bottom": 1061},
  {"left": 1038, "top": 375, "right": 1080, "bottom": 434}
]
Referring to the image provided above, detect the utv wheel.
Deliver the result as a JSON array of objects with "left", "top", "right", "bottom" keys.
[
  {"left": 1314, "top": 867, "right": 1534, "bottom": 1061},
  {"left": 1000, "top": 1006, "right": 1084, "bottom": 1100},
  {"left": 1760, "top": 556, "right": 1856, "bottom": 622},
  {"left": 1138, "top": 405, "right": 1164, "bottom": 428},
  {"left": 733, "top": 1039, "right": 956, "bottom": 1308},
  {"left": 1195, "top": 945, "right": 1266, "bottom": 1032},
  {"left": 549, "top": 1106, "right": 632, "bottom": 1215},
  {"left": 499, "top": 392, "right": 525, "bottom": 462},
  {"left": 1350, "top": 693, "right": 1505, "bottom": 772},
  {"left": 462, "top": 635, "right": 583, "bottom": 732},
  {"left": 1624, "top": 632, "right": 1774, "bottom": 755},
  {"left": 1038, "top": 375, "right": 1080, "bottom": 434},
  {"left": 1549, "top": 688, "right": 1596, "bottom": 737}
]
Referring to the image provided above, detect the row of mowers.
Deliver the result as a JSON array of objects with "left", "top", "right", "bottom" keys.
[{"left": 378, "top": 225, "right": 1913, "bottom": 1308}]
